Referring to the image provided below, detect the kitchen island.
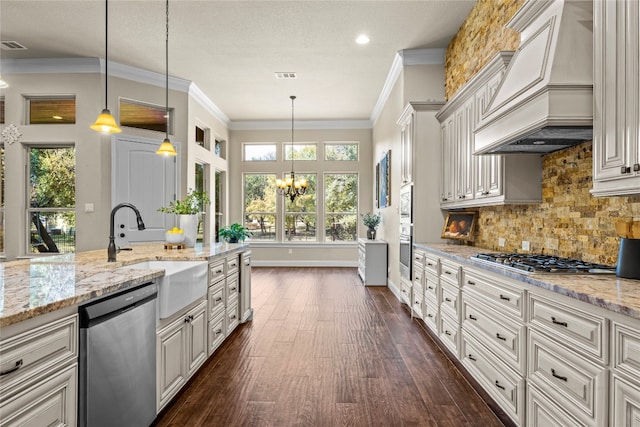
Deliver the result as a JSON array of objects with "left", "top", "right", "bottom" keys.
[
  {"left": 413, "top": 242, "right": 640, "bottom": 427},
  {"left": 0, "top": 242, "right": 251, "bottom": 426}
]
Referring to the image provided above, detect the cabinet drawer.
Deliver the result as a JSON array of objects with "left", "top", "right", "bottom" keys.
[
  {"left": 0, "top": 362, "right": 77, "bottom": 427},
  {"left": 412, "top": 264, "right": 424, "bottom": 285},
  {"left": 226, "top": 303, "right": 240, "bottom": 335},
  {"left": 411, "top": 287, "right": 424, "bottom": 319},
  {"left": 461, "top": 293, "right": 526, "bottom": 374},
  {"left": 424, "top": 272, "right": 438, "bottom": 304},
  {"left": 463, "top": 269, "right": 525, "bottom": 319},
  {"left": 209, "top": 260, "right": 225, "bottom": 284},
  {"left": 0, "top": 314, "right": 77, "bottom": 394},
  {"left": 528, "top": 329, "right": 607, "bottom": 427},
  {"left": 440, "top": 281, "right": 459, "bottom": 320},
  {"left": 439, "top": 259, "right": 460, "bottom": 286},
  {"left": 423, "top": 300, "right": 438, "bottom": 335},
  {"left": 461, "top": 332, "right": 524, "bottom": 426},
  {"left": 424, "top": 253, "right": 439, "bottom": 275},
  {"left": 208, "top": 313, "right": 226, "bottom": 355},
  {"left": 438, "top": 312, "right": 459, "bottom": 358},
  {"left": 413, "top": 250, "right": 425, "bottom": 266},
  {"left": 529, "top": 293, "right": 607, "bottom": 364},
  {"left": 527, "top": 382, "right": 582, "bottom": 427},
  {"left": 400, "top": 278, "right": 412, "bottom": 304},
  {"left": 226, "top": 273, "right": 239, "bottom": 305},
  {"left": 612, "top": 321, "right": 640, "bottom": 380},
  {"left": 226, "top": 255, "right": 240, "bottom": 275},
  {"left": 208, "top": 282, "right": 225, "bottom": 320}
]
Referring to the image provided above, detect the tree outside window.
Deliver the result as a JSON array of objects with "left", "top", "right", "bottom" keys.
[
  {"left": 284, "top": 173, "right": 316, "bottom": 241},
  {"left": 244, "top": 173, "right": 276, "bottom": 241},
  {"left": 28, "top": 146, "right": 76, "bottom": 253},
  {"left": 325, "top": 173, "right": 358, "bottom": 242}
]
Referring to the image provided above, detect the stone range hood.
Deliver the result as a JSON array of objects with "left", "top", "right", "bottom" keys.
[{"left": 474, "top": 0, "right": 593, "bottom": 155}]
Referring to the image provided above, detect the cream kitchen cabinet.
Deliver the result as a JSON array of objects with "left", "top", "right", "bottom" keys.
[
  {"left": 157, "top": 299, "right": 208, "bottom": 410},
  {"left": 0, "top": 310, "right": 78, "bottom": 427},
  {"left": 436, "top": 51, "right": 542, "bottom": 209},
  {"left": 592, "top": 0, "right": 640, "bottom": 196},
  {"left": 610, "top": 320, "right": 640, "bottom": 426},
  {"left": 240, "top": 251, "right": 253, "bottom": 322},
  {"left": 358, "top": 238, "right": 387, "bottom": 286}
]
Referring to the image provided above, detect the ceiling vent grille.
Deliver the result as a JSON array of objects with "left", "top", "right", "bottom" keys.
[
  {"left": 275, "top": 72, "right": 297, "bottom": 79},
  {"left": 1, "top": 41, "right": 27, "bottom": 50}
]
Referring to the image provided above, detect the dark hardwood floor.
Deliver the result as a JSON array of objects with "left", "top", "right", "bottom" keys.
[{"left": 155, "top": 267, "right": 504, "bottom": 427}]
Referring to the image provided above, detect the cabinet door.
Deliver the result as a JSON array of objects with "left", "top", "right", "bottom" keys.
[
  {"left": 400, "top": 115, "right": 413, "bottom": 184},
  {"left": 593, "top": 0, "right": 640, "bottom": 190},
  {"left": 440, "top": 119, "right": 456, "bottom": 204},
  {"left": 0, "top": 363, "right": 77, "bottom": 427},
  {"left": 157, "top": 318, "right": 186, "bottom": 409},
  {"left": 186, "top": 302, "right": 208, "bottom": 377},
  {"left": 611, "top": 373, "right": 640, "bottom": 427},
  {"left": 240, "top": 252, "right": 252, "bottom": 322},
  {"left": 455, "top": 101, "right": 474, "bottom": 202}
]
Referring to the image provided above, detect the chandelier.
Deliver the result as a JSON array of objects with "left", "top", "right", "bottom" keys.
[{"left": 276, "top": 95, "right": 308, "bottom": 201}]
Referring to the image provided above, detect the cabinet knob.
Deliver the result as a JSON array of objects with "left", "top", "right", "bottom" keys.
[
  {"left": 621, "top": 166, "right": 631, "bottom": 174},
  {"left": 634, "top": 163, "right": 640, "bottom": 172}
]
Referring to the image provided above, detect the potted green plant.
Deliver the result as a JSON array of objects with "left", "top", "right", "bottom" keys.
[
  {"left": 158, "top": 190, "right": 210, "bottom": 247},
  {"left": 218, "top": 223, "right": 252, "bottom": 243},
  {"left": 361, "top": 211, "right": 381, "bottom": 240}
]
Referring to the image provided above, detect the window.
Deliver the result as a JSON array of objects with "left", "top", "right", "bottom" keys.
[
  {"left": 325, "top": 173, "right": 358, "bottom": 242},
  {"left": 28, "top": 146, "right": 76, "bottom": 254},
  {"left": 325, "top": 142, "right": 358, "bottom": 161},
  {"left": 244, "top": 174, "right": 276, "bottom": 241},
  {"left": 195, "top": 163, "right": 207, "bottom": 243},
  {"left": 195, "top": 126, "right": 210, "bottom": 150},
  {"left": 215, "top": 138, "right": 226, "bottom": 159},
  {"left": 284, "top": 173, "right": 316, "bottom": 241},
  {"left": 0, "top": 97, "right": 4, "bottom": 124},
  {"left": 26, "top": 96, "right": 76, "bottom": 124},
  {"left": 214, "top": 170, "right": 224, "bottom": 243},
  {"left": 285, "top": 143, "right": 317, "bottom": 160},
  {"left": 244, "top": 144, "right": 276, "bottom": 161},
  {"left": 120, "top": 99, "right": 172, "bottom": 133}
]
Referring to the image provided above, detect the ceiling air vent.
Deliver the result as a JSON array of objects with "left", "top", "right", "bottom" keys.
[
  {"left": 1, "top": 41, "right": 27, "bottom": 50},
  {"left": 275, "top": 72, "right": 297, "bottom": 79}
]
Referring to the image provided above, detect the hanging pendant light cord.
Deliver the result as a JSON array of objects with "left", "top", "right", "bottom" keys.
[
  {"left": 290, "top": 95, "right": 295, "bottom": 174},
  {"left": 165, "top": 0, "right": 169, "bottom": 141},
  {"left": 105, "top": 0, "right": 109, "bottom": 110}
]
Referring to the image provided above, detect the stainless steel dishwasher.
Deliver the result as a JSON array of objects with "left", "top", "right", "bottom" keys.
[{"left": 78, "top": 282, "right": 158, "bottom": 427}]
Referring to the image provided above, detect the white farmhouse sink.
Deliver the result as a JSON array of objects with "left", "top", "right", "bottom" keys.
[{"left": 121, "top": 261, "right": 208, "bottom": 319}]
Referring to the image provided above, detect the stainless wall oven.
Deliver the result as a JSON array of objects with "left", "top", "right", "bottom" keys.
[
  {"left": 400, "top": 184, "right": 413, "bottom": 222},
  {"left": 400, "top": 223, "right": 412, "bottom": 280}
]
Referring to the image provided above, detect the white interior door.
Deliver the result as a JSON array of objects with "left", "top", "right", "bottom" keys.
[{"left": 112, "top": 135, "right": 178, "bottom": 246}]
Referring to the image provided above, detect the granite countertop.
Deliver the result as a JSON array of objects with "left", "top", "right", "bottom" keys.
[
  {"left": 0, "top": 242, "right": 249, "bottom": 328},
  {"left": 415, "top": 242, "right": 640, "bottom": 320}
]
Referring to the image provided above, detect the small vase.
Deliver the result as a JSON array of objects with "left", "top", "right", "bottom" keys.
[
  {"left": 367, "top": 228, "right": 376, "bottom": 240},
  {"left": 179, "top": 214, "right": 198, "bottom": 247}
]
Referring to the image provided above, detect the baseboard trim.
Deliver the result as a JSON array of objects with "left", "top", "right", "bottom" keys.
[{"left": 252, "top": 260, "right": 358, "bottom": 268}]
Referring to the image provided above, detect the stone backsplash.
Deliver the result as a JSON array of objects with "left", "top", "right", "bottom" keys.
[
  {"left": 444, "top": 0, "right": 523, "bottom": 100},
  {"left": 473, "top": 142, "right": 640, "bottom": 265}
]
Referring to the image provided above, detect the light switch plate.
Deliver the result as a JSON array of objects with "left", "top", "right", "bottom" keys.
[
  {"left": 498, "top": 237, "right": 506, "bottom": 247},
  {"left": 84, "top": 203, "right": 94, "bottom": 213},
  {"left": 522, "top": 240, "right": 530, "bottom": 251}
]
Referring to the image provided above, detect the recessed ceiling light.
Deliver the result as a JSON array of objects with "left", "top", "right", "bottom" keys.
[{"left": 356, "top": 34, "right": 370, "bottom": 45}]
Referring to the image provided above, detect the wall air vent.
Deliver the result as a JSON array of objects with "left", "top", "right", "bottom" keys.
[
  {"left": 275, "top": 72, "right": 297, "bottom": 79},
  {"left": 1, "top": 41, "right": 27, "bottom": 50}
]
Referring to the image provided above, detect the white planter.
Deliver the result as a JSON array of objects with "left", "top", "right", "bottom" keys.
[{"left": 179, "top": 214, "right": 198, "bottom": 247}]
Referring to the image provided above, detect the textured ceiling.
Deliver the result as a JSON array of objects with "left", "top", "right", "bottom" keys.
[{"left": 0, "top": 0, "right": 475, "bottom": 123}]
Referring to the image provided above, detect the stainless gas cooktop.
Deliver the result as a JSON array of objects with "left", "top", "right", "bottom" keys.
[{"left": 471, "top": 253, "right": 616, "bottom": 274}]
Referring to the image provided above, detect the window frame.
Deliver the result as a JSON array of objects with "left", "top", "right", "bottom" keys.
[
  {"left": 119, "top": 98, "right": 174, "bottom": 134},
  {"left": 243, "top": 143, "right": 277, "bottom": 162},
  {"left": 26, "top": 144, "right": 76, "bottom": 255},
  {"left": 323, "top": 172, "right": 359, "bottom": 243},
  {"left": 324, "top": 142, "right": 359, "bottom": 161},
  {"left": 243, "top": 173, "right": 277, "bottom": 242},
  {"left": 284, "top": 143, "right": 317, "bottom": 161},
  {"left": 283, "top": 172, "right": 317, "bottom": 242},
  {"left": 25, "top": 95, "right": 76, "bottom": 125}
]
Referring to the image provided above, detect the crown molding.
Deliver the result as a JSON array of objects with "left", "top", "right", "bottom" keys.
[
  {"left": 188, "top": 83, "right": 231, "bottom": 127},
  {"left": 369, "top": 48, "right": 445, "bottom": 124}
]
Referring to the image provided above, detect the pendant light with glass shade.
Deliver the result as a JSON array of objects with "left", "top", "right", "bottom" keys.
[
  {"left": 276, "top": 95, "right": 307, "bottom": 202},
  {"left": 156, "top": 0, "right": 177, "bottom": 156},
  {"left": 90, "top": 0, "right": 121, "bottom": 134}
]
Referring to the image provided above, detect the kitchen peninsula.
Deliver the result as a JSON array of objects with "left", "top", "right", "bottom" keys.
[{"left": 0, "top": 242, "right": 251, "bottom": 426}]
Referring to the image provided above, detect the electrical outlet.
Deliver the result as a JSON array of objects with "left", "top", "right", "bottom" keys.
[
  {"left": 84, "top": 203, "right": 94, "bottom": 213},
  {"left": 288, "top": 248, "right": 293, "bottom": 254},
  {"left": 498, "top": 237, "right": 506, "bottom": 247},
  {"left": 522, "top": 241, "right": 530, "bottom": 251}
]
